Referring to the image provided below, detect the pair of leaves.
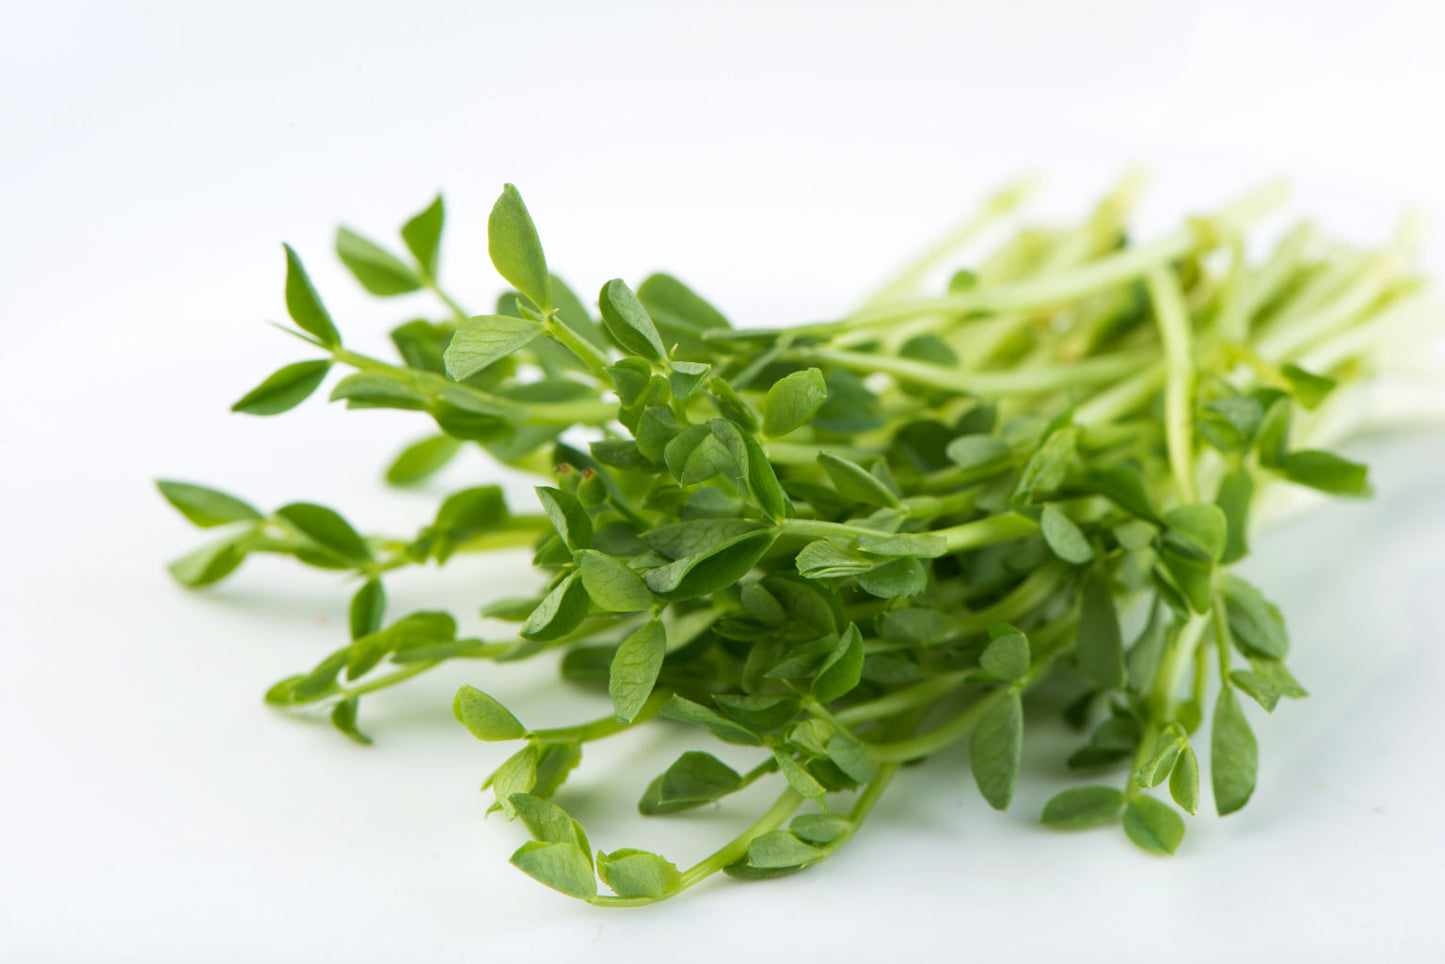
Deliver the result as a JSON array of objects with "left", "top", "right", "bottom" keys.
[
  {"left": 336, "top": 194, "right": 445, "bottom": 295},
  {"left": 1041, "top": 788, "right": 1185, "bottom": 854}
]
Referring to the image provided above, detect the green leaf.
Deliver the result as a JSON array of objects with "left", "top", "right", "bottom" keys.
[
  {"left": 156, "top": 480, "right": 263, "bottom": 528},
  {"left": 1170, "top": 743, "right": 1200, "bottom": 814},
  {"left": 638, "top": 751, "right": 743, "bottom": 815},
  {"left": 426, "top": 486, "right": 508, "bottom": 562},
  {"left": 352, "top": 610, "right": 454, "bottom": 676},
  {"left": 1123, "top": 797, "right": 1184, "bottom": 855},
  {"left": 667, "top": 361, "right": 711, "bottom": 401},
  {"left": 1229, "top": 670, "right": 1284, "bottom": 712},
  {"left": 1040, "top": 504, "right": 1093, "bottom": 565},
  {"left": 444, "top": 314, "right": 544, "bottom": 381},
  {"left": 521, "top": 571, "right": 590, "bottom": 641},
  {"left": 641, "top": 518, "right": 767, "bottom": 560},
  {"left": 879, "top": 608, "right": 951, "bottom": 645},
  {"left": 857, "top": 556, "right": 927, "bottom": 599},
  {"left": 817, "top": 452, "right": 900, "bottom": 508},
  {"left": 980, "top": 627, "right": 1030, "bottom": 682},
  {"left": 790, "top": 813, "right": 852, "bottom": 845},
  {"left": 706, "top": 376, "right": 762, "bottom": 433},
  {"left": 275, "top": 502, "right": 371, "bottom": 564},
  {"left": 724, "top": 831, "right": 823, "bottom": 879},
  {"left": 596, "top": 279, "right": 666, "bottom": 363},
  {"left": 1280, "top": 363, "right": 1336, "bottom": 409},
  {"left": 659, "top": 695, "right": 763, "bottom": 746},
  {"left": 1041, "top": 786, "right": 1125, "bottom": 829},
  {"left": 453, "top": 685, "right": 527, "bottom": 741},
  {"left": 1013, "top": 426, "right": 1077, "bottom": 503},
  {"left": 401, "top": 194, "right": 444, "bottom": 279},
  {"left": 289, "top": 649, "right": 348, "bottom": 702},
  {"left": 1126, "top": 602, "right": 1169, "bottom": 695},
  {"left": 637, "top": 272, "right": 732, "bottom": 357},
  {"left": 1068, "top": 716, "right": 1141, "bottom": 769},
  {"left": 738, "top": 429, "right": 793, "bottom": 522},
  {"left": 1083, "top": 465, "right": 1158, "bottom": 522},
  {"left": 510, "top": 835, "right": 595, "bottom": 900},
  {"left": 328, "top": 372, "right": 428, "bottom": 411},
  {"left": 772, "top": 749, "right": 827, "bottom": 804},
  {"left": 1161, "top": 502, "right": 1227, "bottom": 562},
  {"left": 971, "top": 691, "right": 1023, "bottom": 810},
  {"left": 231, "top": 359, "right": 331, "bottom": 415},
  {"left": 1157, "top": 542, "right": 1214, "bottom": 615},
  {"left": 1255, "top": 392, "right": 1292, "bottom": 468},
  {"left": 167, "top": 534, "right": 248, "bottom": 587},
  {"left": 1215, "top": 465, "right": 1254, "bottom": 565},
  {"left": 1198, "top": 396, "right": 1264, "bottom": 454},
  {"left": 945, "top": 434, "right": 1012, "bottom": 473},
  {"left": 1278, "top": 449, "right": 1369, "bottom": 496},
  {"left": 855, "top": 532, "right": 947, "bottom": 558},
  {"left": 609, "top": 620, "right": 666, "bottom": 724},
  {"left": 1221, "top": 575, "right": 1289, "bottom": 659},
  {"left": 1211, "top": 686, "right": 1258, "bottom": 815},
  {"left": 1076, "top": 569, "right": 1125, "bottom": 689},
  {"left": 534, "top": 486, "right": 593, "bottom": 552},
  {"left": 329, "top": 697, "right": 372, "bottom": 745},
  {"left": 487, "top": 745, "right": 539, "bottom": 816},
  {"left": 762, "top": 367, "right": 828, "bottom": 437},
  {"left": 336, "top": 227, "right": 422, "bottom": 296},
  {"left": 643, "top": 529, "right": 776, "bottom": 601},
  {"left": 390, "top": 319, "right": 451, "bottom": 374},
  {"left": 813, "top": 624, "right": 865, "bottom": 702},
  {"left": 714, "top": 694, "right": 801, "bottom": 732},
  {"left": 348, "top": 578, "right": 386, "bottom": 640},
  {"left": 597, "top": 849, "right": 681, "bottom": 899},
  {"left": 1132, "top": 724, "right": 1186, "bottom": 787},
  {"left": 488, "top": 184, "right": 551, "bottom": 312},
  {"left": 282, "top": 244, "right": 340, "bottom": 348},
  {"left": 575, "top": 550, "right": 653, "bottom": 613}
]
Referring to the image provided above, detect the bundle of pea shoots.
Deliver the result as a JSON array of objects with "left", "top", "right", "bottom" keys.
[{"left": 160, "top": 174, "right": 1436, "bottom": 904}]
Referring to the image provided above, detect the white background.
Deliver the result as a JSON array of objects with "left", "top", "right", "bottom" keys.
[{"left": 4, "top": 1, "right": 1445, "bottom": 960}]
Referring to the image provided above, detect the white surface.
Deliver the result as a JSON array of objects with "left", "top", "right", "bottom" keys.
[{"left": 4, "top": 1, "right": 1445, "bottom": 961}]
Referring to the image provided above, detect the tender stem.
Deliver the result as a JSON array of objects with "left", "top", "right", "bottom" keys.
[
  {"left": 781, "top": 346, "right": 1155, "bottom": 398},
  {"left": 1147, "top": 266, "right": 1197, "bottom": 502},
  {"left": 838, "top": 180, "right": 1287, "bottom": 328},
  {"left": 859, "top": 177, "right": 1036, "bottom": 308},
  {"left": 865, "top": 685, "right": 1009, "bottom": 763},
  {"left": 587, "top": 788, "right": 804, "bottom": 908},
  {"left": 526, "top": 690, "right": 671, "bottom": 743},
  {"left": 542, "top": 315, "right": 615, "bottom": 384}
]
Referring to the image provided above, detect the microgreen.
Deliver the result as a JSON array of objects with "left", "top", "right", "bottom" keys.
[{"left": 162, "top": 176, "right": 1435, "bottom": 904}]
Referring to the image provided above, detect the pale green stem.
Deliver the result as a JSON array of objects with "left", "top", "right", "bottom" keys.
[
  {"left": 859, "top": 176, "right": 1037, "bottom": 308},
  {"left": 542, "top": 316, "right": 615, "bottom": 384},
  {"left": 781, "top": 346, "right": 1155, "bottom": 398},
  {"left": 587, "top": 788, "right": 804, "bottom": 908},
  {"left": 1147, "top": 267, "right": 1197, "bottom": 502},
  {"left": 1146, "top": 615, "right": 1207, "bottom": 719},
  {"left": 839, "top": 180, "right": 1288, "bottom": 328},
  {"left": 865, "top": 685, "right": 1010, "bottom": 762}
]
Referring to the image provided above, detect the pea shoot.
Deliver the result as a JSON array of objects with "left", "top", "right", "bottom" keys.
[{"left": 160, "top": 176, "right": 1434, "bottom": 904}]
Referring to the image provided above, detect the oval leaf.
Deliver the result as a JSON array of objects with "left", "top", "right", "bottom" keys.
[
  {"left": 488, "top": 184, "right": 551, "bottom": 311},
  {"left": 762, "top": 367, "right": 828, "bottom": 437},
  {"left": 336, "top": 227, "right": 422, "bottom": 296},
  {"left": 971, "top": 691, "right": 1023, "bottom": 810},
  {"left": 453, "top": 685, "right": 527, "bottom": 741},
  {"left": 609, "top": 620, "right": 666, "bottom": 724},
  {"left": 156, "top": 480, "right": 262, "bottom": 528},
  {"left": 231, "top": 360, "right": 331, "bottom": 416},
  {"left": 1041, "top": 786, "right": 1125, "bottom": 829},
  {"left": 444, "top": 314, "right": 544, "bottom": 381},
  {"left": 282, "top": 244, "right": 340, "bottom": 347}
]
